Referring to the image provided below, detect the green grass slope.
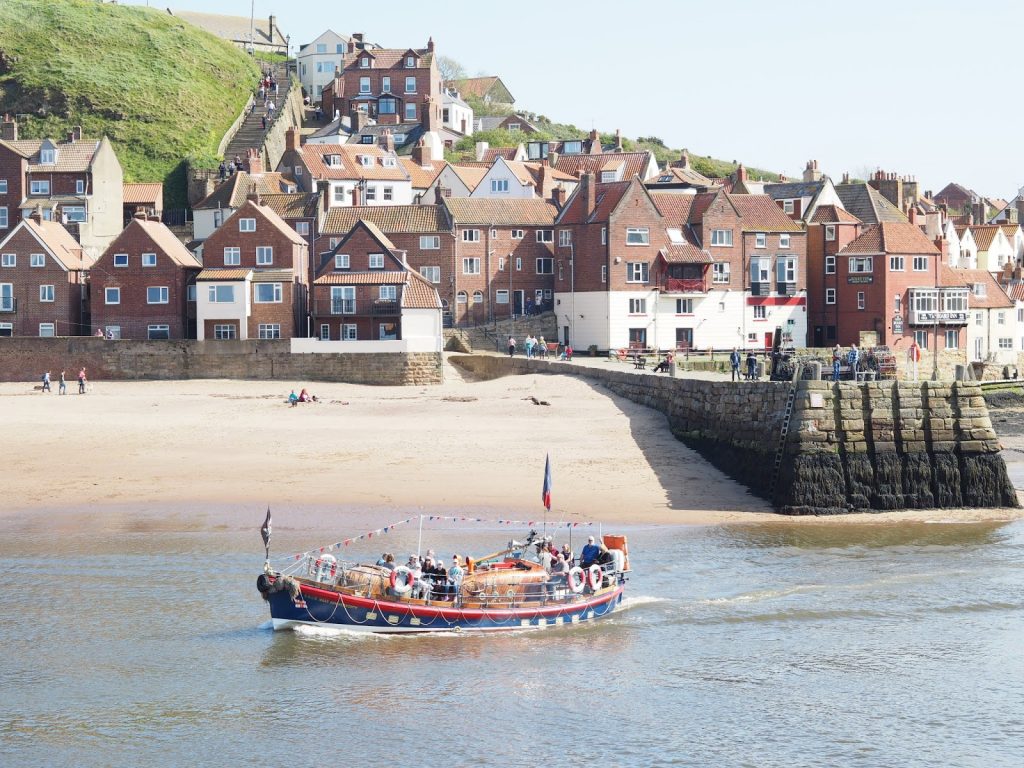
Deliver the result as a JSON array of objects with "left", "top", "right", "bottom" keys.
[{"left": 0, "top": 0, "right": 261, "bottom": 206}]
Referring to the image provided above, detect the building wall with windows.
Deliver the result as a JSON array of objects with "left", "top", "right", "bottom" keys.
[{"left": 297, "top": 31, "right": 350, "bottom": 99}]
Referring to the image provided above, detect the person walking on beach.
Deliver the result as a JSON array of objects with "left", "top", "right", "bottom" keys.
[
  {"left": 507, "top": 336, "right": 516, "bottom": 357},
  {"left": 78, "top": 368, "right": 87, "bottom": 394},
  {"left": 730, "top": 347, "right": 741, "bottom": 382},
  {"left": 525, "top": 334, "right": 535, "bottom": 358},
  {"left": 58, "top": 370, "right": 66, "bottom": 395},
  {"left": 41, "top": 371, "right": 51, "bottom": 393}
]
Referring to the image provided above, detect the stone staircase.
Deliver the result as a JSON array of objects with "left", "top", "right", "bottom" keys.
[{"left": 222, "top": 61, "right": 292, "bottom": 165}]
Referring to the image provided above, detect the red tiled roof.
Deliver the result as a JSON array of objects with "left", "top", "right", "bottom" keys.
[
  {"left": 999, "top": 224, "right": 1021, "bottom": 242},
  {"left": 809, "top": 205, "right": 861, "bottom": 224},
  {"left": 314, "top": 271, "right": 407, "bottom": 285},
  {"left": 557, "top": 181, "right": 632, "bottom": 225},
  {"left": 968, "top": 225, "right": 1002, "bottom": 252},
  {"left": 399, "top": 157, "right": 447, "bottom": 188},
  {"left": 300, "top": 144, "right": 409, "bottom": 182},
  {"left": 404, "top": 270, "right": 442, "bottom": 309},
  {"left": 650, "top": 192, "right": 696, "bottom": 225},
  {"left": 322, "top": 205, "right": 449, "bottom": 234},
  {"left": 727, "top": 194, "right": 803, "bottom": 233},
  {"left": 840, "top": 221, "right": 940, "bottom": 255},
  {"left": 481, "top": 147, "right": 518, "bottom": 163},
  {"left": 448, "top": 164, "right": 488, "bottom": 191},
  {"left": 344, "top": 48, "right": 433, "bottom": 71},
  {"left": 22, "top": 219, "right": 88, "bottom": 270},
  {"left": 197, "top": 268, "right": 252, "bottom": 281},
  {"left": 941, "top": 268, "right": 1013, "bottom": 308},
  {"left": 123, "top": 183, "right": 164, "bottom": 205},
  {"left": 444, "top": 197, "right": 558, "bottom": 226},
  {"left": 450, "top": 76, "right": 501, "bottom": 99},
  {"left": 6, "top": 138, "right": 101, "bottom": 172},
  {"left": 552, "top": 151, "right": 656, "bottom": 182},
  {"left": 195, "top": 172, "right": 297, "bottom": 210},
  {"left": 1008, "top": 283, "right": 1024, "bottom": 302},
  {"left": 129, "top": 218, "right": 202, "bottom": 268},
  {"left": 658, "top": 244, "right": 712, "bottom": 264}
]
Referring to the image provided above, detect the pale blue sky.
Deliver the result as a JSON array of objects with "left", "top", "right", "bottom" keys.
[{"left": 129, "top": 0, "right": 1021, "bottom": 200}]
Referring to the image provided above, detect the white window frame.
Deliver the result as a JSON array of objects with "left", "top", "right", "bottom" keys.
[
  {"left": 825, "top": 225, "right": 836, "bottom": 241},
  {"left": 38, "top": 323, "right": 55, "bottom": 337},
  {"left": 711, "top": 229, "right": 733, "bottom": 247},
  {"left": 780, "top": 234, "right": 791, "bottom": 248},
  {"left": 825, "top": 255, "right": 836, "bottom": 274},
  {"left": 147, "top": 286, "right": 169, "bottom": 304},
  {"left": 30, "top": 253, "right": 45, "bottom": 268},
  {"left": 626, "top": 227, "right": 650, "bottom": 246},
  {"left": 462, "top": 257, "right": 481, "bottom": 275},
  {"left": 676, "top": 298, "right": 694, "bottom": 314},
  {"left": 405, "top": 76, "right": 417, "bottom": 93},
  {"left": 511, "top": 229, "right": 524, "bottom": 240},
  {"left": 213, "top": 324, "right": 236, "bottom": 340},
  {"left": 39, "top": 284, "right": 54, "bottom": 302},
  {"left": 825, "top": 288, "right": 836, "bottom": 304},
  {"left": 750, "top": 257, "right": 770, "bottom": 283},
  {"left": 331, "top": 286, "right": 356, "bottom": 314},
  {"left": 0, "top": 207, "right": 7, "bottom": 229},
  {"left": 712, "top": 262, "right": 730, "bottom": 283},
  {"left": 945, "top": 329, "right": 959, "bottom": 349},
  {"left": 334, "top": 253, "right": 350, "bottom": 269},
  {"left": 890, "top": 255, "right": 905, "bottom": 271},
  {"left": 912, "top": 255, "right": 928, "bottom": 271},
  {"left": 343, "top": 324, "right": 357, "bottom": 340},
  {"left": 254, "top": 283, "right": 283, "bottom": 303},
  {"left": 105, "top": 287, "right": 120, "bottom": 305},
  {"left": 536, "top": 257, "right": 554, "bottom": 274},
  {"left": 516, "top": 257, "right": 522, "bottom": 271},
  {"left": 491, "top": 179, "right": 509, "bottom": 193},
  {"left": 404, "top": 103, "right": 416, "bottom": 120},
  {"left": 30, "top": 180, "right": 50, "bottom": 195},
  {"left": 147, "top": 324, "right": 170, "bottom": 340},
  {"left": 258, "top": 324, "right": 281, "bottom": 340},
  {"left": 365, "top": 186, "right": 377, "bottom": 202},
  {"left": 76, "top": 179, "right": 85, "bottom": 194},
  {"left": 208, "top": 285, "right": 235, "bottom": 303},
  {"left": 368, "top": 253, "right": 385, "bottom": 269},
  {"left": 496, "top": 289, "right": 509, "bottom": 304},
  {"left": 224, "top": 247, "right": 240, "bottom": 266},
  {"left": 601, "top": 227, "right": 607, "bottom": 245},
  {"left": 113, "top": 253, "right": 128, "bottom": 268},
  {"left": 462, "top": 229, "right": 480, "bottom": 242},
  {"left": 1, "top": 253, "right": 14, "bottom": 267},
  {"left": 239, "top": 218, "right": 256, "bottom": 232},
  {"left": 420, "top": 266, "right": 440, "bottom": 283},
  {"left": 379, "top": 285, "right": 397, "bottom": 301},
  {"left": 420, "top": 235, "right": 440, "bottom": 250},
  {"left": 601, "top": 265, "right": 607, "bottom": 283},
  {"left": 559, "top": 230, "right": 572, "bottom": 247},
  {"left": 849, "top": 256, "right": 873, "bottom": 274},
  {"left": 783, "top": 200, "right": 795, "bottom": 215},
  {"left": 626, "top": 262, "right": 649, "bottom": 283},
  {"left": 141, "top": 252, "right": 157, "bottom": 267},
  {"left": 536, "top": 230, "right": 553, "bottom": 243},
  {"left": 295, "top": 221, "right": 310, "bottom": 236},
  {"left": 359, "top": 76, "right": 371, "bottom": 94},
  {"left": 857, "top": 291, "right": 866, "bottom": 310},
  {"left": 753, "top": 305, "right": 767, "bottom": 320},
  {"left": 256, "top": 246, "right": 273, "bottom": 265},
  {"left": 755, "top": 233, "right": 767, "bottom": 249}
]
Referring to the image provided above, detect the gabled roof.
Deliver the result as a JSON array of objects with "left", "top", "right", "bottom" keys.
[
  {"left": 446, "top": 164, "right": 488, "bottom": 192},
  {"left": 226, "top": 200, "right": 308, "bottom": 246},
  {"left": 480, "top": 146, "right": 519, "bottom": 163},
  {"left": 728, "top": 194, "right": 803, "bottom": 233},
  {"left": 967, "top": 225, "right": 1004, "bottom": 252},
  {"left": 552, "top": 151, "right": 656, "bottom": 182},
  {"left": 999, "top": 224, "right": 1022, "bottom": 241},
  {"left": 943, "top": 269, "right": 1013, "bottom": 309},
  {"left": 299, "top": 144, "right": 409, "bottom": 182},
  {"left": 809, "top": 204, "right": 861, "bottom": 224},
  {"left": 195, "top": 172, "right": 297, "bottom": 210},
  {"left": 17, "top": 219, "right": 88, "bottom": 270},
  {"left": 344, "top": 48, "right": 433, "bottom": 70},
  {"left": 170, "top": 9, "right": 286, "bottom": 48},
  {"left": 763, "top": 180, "right": 825, "bottom": 200},
  {"left": 123, "top": 183, "right": 164, "bottom": 205},
  {"left": 556, "top": 181, "right": 633, "bottom": 225},
  {"left": 835, "top": 183, "right": 908, "bottom": 225},
  {"left": 122, "top": 217, "right": 202, "bottom": 268},
  {"left": 839, "top": 221, "right": 939, "bottom": 256},
  {"left": 450, "top": 76, "right": 508, "bottom": 99},
  {"left": 6, "top": 138, "right": 101, "bottom": 172},
  {"left": 1007, "top": 283, "right": 1024, "bottom": 302},
  {"left": 934, "top": 182, "right": 977, "bottom": 203},
  {"left": 403, "top": 269, "right": 443, "bottom": 309},
  {"left": 444, "top": 197, "right": 559, "bottom": 226},
  {"left": 399, "top": 157, "right": 447, "bottom": 188},
  {"left": 321, "top": 205, "right": 449, "bottom": 235}
]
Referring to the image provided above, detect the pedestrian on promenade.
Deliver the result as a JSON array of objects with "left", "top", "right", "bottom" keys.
[
  {"left": 730, "top": 347, "right": 741, "bottom": 381},
  {"left": 525, "top": 334, "right": 535, "bottom": 358},
  {"left": 746, "top": 350, "right": 757, "bottom": 380},
  {"left": 507, "top": 336, "right": 517, "bottom": 357},
  {"left": 78, "top": 368, "right": 87, "bottom": 394},
  {"left": 847, "top": 344, "right": 860, "bottom": 379},
  {"left": 58, "top": 370, "right": 66, "bottom": 395},
  {"left": 41, "top": 371, "right": 51, "bottom": 393}
]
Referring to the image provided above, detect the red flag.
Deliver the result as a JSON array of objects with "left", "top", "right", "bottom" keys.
[{"left": 542, "top": 454, "right": 552, "bottom": 511}]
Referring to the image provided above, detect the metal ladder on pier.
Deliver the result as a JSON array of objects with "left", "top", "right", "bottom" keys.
[{"left": 768, "top": 363, "right": 803, "bottom": 505}]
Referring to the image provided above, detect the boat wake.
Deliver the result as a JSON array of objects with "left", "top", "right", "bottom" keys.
[{"left": 618, "top": 595, "right": 669, "bottom": 610}]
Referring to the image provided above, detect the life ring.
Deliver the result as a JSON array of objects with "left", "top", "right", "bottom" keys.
[
  {"left": 566, "top": 566, "right": 585, "bottom": 594},
  {"left": 389, "top": 565, "right": 414, "bottom": 595},
  {"left": 587, "top": 564, "right": 603, "bottom": 591}
]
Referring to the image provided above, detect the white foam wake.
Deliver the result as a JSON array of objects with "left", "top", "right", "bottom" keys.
[{"left": 619, "top": 595, "right": 669, "bottom": 610}]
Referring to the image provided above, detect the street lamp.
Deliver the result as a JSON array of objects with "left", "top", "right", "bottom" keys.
[
  {"left": 569, "top": 242, "right": 575, "bottom": 348},
  {"left": 932, "top": 248, "right": 940, "bottom": 381}
]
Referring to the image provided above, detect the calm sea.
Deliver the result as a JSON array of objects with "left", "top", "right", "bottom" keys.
[{"left": 1, "top": 507, "right": 1023, "bottom": 767}]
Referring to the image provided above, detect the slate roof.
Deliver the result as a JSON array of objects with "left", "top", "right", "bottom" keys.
[
  {"left": 195, "top": 172, "right": 296, "bottom": 210},
  {"left": 552, "top": 151, "right": 656, "bottom": 182},
  {"left": 444, "top": 197, "right": 559, "bottom": 226},
  {"left": 809, "top": 205, "right": 861, "bottom": 224},
  {"left": 649, "top": 166, "right": 713, "bottom": 187},
  {"left": 345, "top": 123, "right": 425, "bottom": 150},
  {"left": 123, "top": 183, "right": 164, "bottom": 205},
  {"left": 728, "top": 194, "right": 803, "bottom": 233},
  {"left": 835, "top": 183, "right": 908, "bottom": 225},
  {"left": 763, "top": 180, "right": 825, "bottom": 200},
  {"left": 839, "top": 221, "right": 939, "bottom": 256},
  {"left": 321, "top": 205, "right": 448, "bottom": 234}
]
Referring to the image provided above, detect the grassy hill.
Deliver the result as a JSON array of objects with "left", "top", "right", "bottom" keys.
[{"left": 0, "top": 0, "right": 261, "bottom": 206}]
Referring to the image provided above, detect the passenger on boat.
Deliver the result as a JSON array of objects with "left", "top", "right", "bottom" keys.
[
  {"left": 539, "top": 545, "right": 554, "bottom": 573},
  {"left": 547, "top": 552, "right": 569, "bottom": 596},
  {"left": 580, "top": 536, "right": 600, "bottom": 569},
  {"left": 376, "top": 553, "right": 388, "bottom": 566},
  {"left": 449, "top": 555, "right": 464, "bottom": 599},
  {"left": 381, "top": 553, "right": 396, "bottom": 571},
  {"left": 432, "top": 560, "right": 448, "bottom": 600},
  {"left": 561, "top": 543, "right": 574, "bottom": 566}
]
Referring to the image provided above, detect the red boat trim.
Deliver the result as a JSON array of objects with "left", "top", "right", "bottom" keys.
[{"left": 297, "top": 581, "right": 622, "bottom": 620}]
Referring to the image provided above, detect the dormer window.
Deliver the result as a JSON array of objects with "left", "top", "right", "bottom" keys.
[
  {"left": 326, "top": 155, "right": 342, "bottom": 167},
  {"left": 359, "top": 155, "right": 373, "bottom": 167},
  {"left": 563, "top": 141, "right": 583, "bottom": 154},
  {"left": 972, "top": 282, "right": 987, "bottom": 297},
  {"left": 360, "top": 57, "right": 370, "bottom": 68},
  {"left": 382, "top": 157, "right": 396, "bottom": 168},
  {"left": 40, "top": 148, "right": 56, "bottom": 164},
  {"left": 406, "top": 55, "right": 415, "bottom": 68},
  {"left": 600, "top": 170, "right": 617, "bottom": 183},
  {"left": 360, "top": 135, "right": 374, "bottom": 144}
]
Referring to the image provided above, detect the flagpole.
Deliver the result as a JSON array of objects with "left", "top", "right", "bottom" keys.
[{"left": 417, "top": 514, "right": 424, "bottom": 558}]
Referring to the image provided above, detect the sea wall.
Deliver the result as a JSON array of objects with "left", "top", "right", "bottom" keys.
[
  {"left": 0, "top": 338, "right": 442, "bottom": 386},
  {"left": 451, "top": 355, "right": 1019, "bottom": 515}
]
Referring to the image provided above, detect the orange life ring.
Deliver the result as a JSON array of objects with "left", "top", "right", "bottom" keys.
[
  {"left": 587, "top": 564, "right": 603, "bottom": 591},
  {"left": 389, "top": 566, "right": 414, "bottom": 595},
  {"left": 566, "top": 566, "right": 585, "bottom": 594}
]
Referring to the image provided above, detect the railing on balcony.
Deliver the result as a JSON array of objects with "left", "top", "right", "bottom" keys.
[
  {"left": 750, "top": 281, "right": 770, "bottom": 297},
  {"left": 330, "top": 300, "right": 356, "bottom": 315},
  {"left": 371, "top": 299, "right": 399, "bottom": 315},
  {"left": 0, "top": 297, "right": 16, "bottom": 313},
  {"left": 660, "top": 277, "right": 707, "bottom": 293},
  {"left": 776, "top": 281, "right": 798, "bottom": 296}
]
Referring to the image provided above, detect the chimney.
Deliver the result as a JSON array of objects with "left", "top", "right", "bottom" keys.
[
  {"left": 551, "top": 185, "right": 567, "bottom": 209},
  {"left": 842, "top": 172, "right": 850, "bottom": 184},
  {"left": 321, "top": 187, "right": 331, "bottom": 213},
  {"left": 803, "top": 160, "right": 821, "bottom": 183},
  {"left": 351, "top": 108, "right": 369, "bottom": 132},
  {"left": 71, "top": 125, "right": 82, "bottom": 142},
  {"left": 380, "top": 128, "right": 395, "bottom": 153},
  {"left": 974, "top": 201, "right": 986, "bottom": 224},
  {"left": 0, "top": 114, "right": 17, "bottom": 141},
  {"left": 30, "top": 204, "right": 43, "bottom": 224},
  {"left": 1016, "top": 195, "right": 1024, "bottom": 225},
  {"left": 434, "top": 185, "right": 448, "bottom": 205},
  {"left": 587, "top": 129, "right": 601, "bottom": 154},
  {"left": 285, "top": 127, "right": 301, "bottom": 152},
  {"left": 269, "top": 14, "right": 275, "bottom": 35},
  {"left": 678, "top": 149, "right": 690, "bottom": 169},
  {"left": 352, "top": 33, "right": 364, "bottom": 47},
  {"left": 967, "top": 211, "right": 975, "bottom": 226},
  {"left": 411, "top": 138, "right": 429, "bottom": 167},
  {"left": 246, "top": 147, "right": 263, "bottom": 175},
  {"left": 351, "top": 186, "right": 360, "bottom": 206},
  {"left": 736, "top": 163, "right": 748, "bottom": 184},
  {"left": 246, "top": 187, "right": 262, "bottom": 205},
  {"left": 427, "top": 36, "right": 435, "bottom": 53},
  {"left": 908, "top": 205, "right": 918, "bottom": 226},
  {"left": 581, "top": 172, "right": 596, "bottom": 218},
  {"left": 133, "top": 209, "right": 147, "bottom": 220},
  {"left": 67, "top": 131, "right": 75, "bottom": 144},
  {"left": 549, "top": 150, "right": 559, "bottom": 169},
  {"left": 475, "top": 141, "right": 489, "bottom": 162},
  {"left": 934, "top": 236, "right": 949, "bottom": 264},
  {"left": 421, "top": 95, "right": 435, "bottom": 132},
  {"left": 148, "top": 214, "right": 161, "bottom": 222},
  {"left": 614, "top": 128, "right": 622, "bottom": 151}
]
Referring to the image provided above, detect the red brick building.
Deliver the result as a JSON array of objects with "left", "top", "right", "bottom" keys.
[
  {"left": 91, "top": 213, "right": 203, "bottom": 340},
  {"left": 196, "top": 198, "right": 309, "bottom": 340},
  {"left": 806, "top": 204, "right": 863, "bottom": 346},
  {"left": 0, "top": 212, "right": 90, "bottom": 337}
]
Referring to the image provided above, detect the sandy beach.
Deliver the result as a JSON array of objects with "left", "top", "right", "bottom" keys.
[{"left": 2, "top": 358, "right": 1021, "bottom": 527}]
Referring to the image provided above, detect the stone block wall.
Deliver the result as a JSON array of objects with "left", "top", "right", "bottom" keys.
[
  {"left": 0, "top": 338, "right": 442, "bottom": 386},
  {"left": 451, "top": 355, "right": 1018, "bottom": 515}
]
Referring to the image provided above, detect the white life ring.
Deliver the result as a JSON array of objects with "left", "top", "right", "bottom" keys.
[
  {"left": 315, "top": 554, "right": 337, "bottom": 583},
  {"left": 390, "top": 565, "right": 414, "bottom": 595},
  {"left": 587, "top": 564, "right": 603, "bottom": 591},
  {"left": 566, "top": 566, "right": 585, "bottom": 594}
]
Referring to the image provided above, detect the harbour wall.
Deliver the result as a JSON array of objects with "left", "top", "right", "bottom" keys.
[
  {"left": 0, "top": 338, "right": 443, "bottom": 386},
  {"left": 451, "top": 355, "right": 1019, "bottom": 515}
]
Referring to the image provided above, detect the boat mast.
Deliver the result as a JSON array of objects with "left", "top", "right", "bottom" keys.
[{"left": 417, "top": 514, "right": 424, "bottom": 559}]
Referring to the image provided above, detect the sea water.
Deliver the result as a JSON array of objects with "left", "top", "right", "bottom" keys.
[{"left": 1, "top": 510, "right": 1023, "bottom": 767}]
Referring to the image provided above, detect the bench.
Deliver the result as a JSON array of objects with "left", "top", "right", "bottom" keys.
[{"left": 633, "top": 357, "right": 647, "bottom": 370}]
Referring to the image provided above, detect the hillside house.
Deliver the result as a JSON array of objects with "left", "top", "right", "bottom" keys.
[
  {"left": 193, "top": 151, "right": 299, "bottom": 240},
  {"left": 297, "top": 30, "right": 351, "bottom": 100},
  {"left": 122, "top": 182, "right": 164, "bottom": 225},
  {"left": 168, "top": 10, "right": 287, "bottom": 55},
  {"left": 448, "top": 76, "right": 515, "bottom": 108}
]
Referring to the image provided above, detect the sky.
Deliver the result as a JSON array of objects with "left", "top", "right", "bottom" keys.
[{"left": 127, "top": 0, "right": 1023, "bottom": 200}]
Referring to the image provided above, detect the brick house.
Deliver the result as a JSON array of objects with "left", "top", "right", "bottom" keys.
[
  {"left": 90, "top": 212, "right": 203, "bottom": 340},
  {"left": 442, "top": 197, "right": 560, "bottom": 325},
  {"left": 122, "top": 182, "right": 164, "bottom": 225},
  {"left": 193, "top": 149, "right": 299, "bottom": 240},
  {"left": 196, "top": 198, "right": 309, "bottom": 340},
  {"left": 834, "top": 221, "right": 968, "bottom": 353},
  {"left": 806, "top": 204, "right": 863, "bottom": 347},
  {"left": 0, "top": 117, "right": 123, "bottom": 263},
  {"left": 0, "top": 211, "right": 90, "bottom": 337},
  {"left": 312, "top": 219, "right": 441, "bottom": 341}
]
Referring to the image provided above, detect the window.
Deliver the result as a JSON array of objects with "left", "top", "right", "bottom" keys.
[
  {"left": 368, "top": 253, "right": 384, "bottom": 269},
  {"left": 975, "top": 312, "right": 983, "bottom": 326},
  {"left": 914, "top": 330, "right": 929, "bottom": 349},
  {"left": 498, "top": 257, "right": 505, "bottom": 272},
  {"left": 360, "top": 57, "right": 370, "bottom": 68},
  {"left": 945, "top": 330, "right": 959, "bottom": 349},
  {"left": 39, "top": 284, "right": 54, "bottom": 302},
  {"left": 342, "top": 324, "right": 357, "bottom": 340},
  {"left": 676, "top": 299, "right": 693, "bottom": 314},
  {"left": 753, "top": 305, "right": 767, "bottom": 320},
  {"left": 333, "top": 186, "right": 347, "bottom": 205},
  {"left": 462, "top": 257, "right": 481, "bottom": 275},
  {"left": 335, "top": 253, "right": 350, "bottom": 269},
  {"left": 601, "top": 265, "right": 607, "bottom": 283},
  {"left": 239, "top": 218, "right": 256, "bottom": 232},
  {"left": 148, "top": 325, "right": 170, "bottom": 340},
  {"left": 420, "top": 266, "right": 440, "bottom": 283},
  {"left": 998, "top": 311, "right": 1006, "bottom": 325},
  {"left": 780, "top": 234, "right": 791, "bottom": 249},
  {"left": 381, "top": 76, "right": 392, "bottom": 92},
  {"left": 0, "top": 180, "right": 6, "bottom": 193},
  {"left": 187, "top": 284, "right": 196, "bottom": 302},
  {"left": 30, "top": 180, "right": 49, "bottom": 195},
  {"left": 1, "top": 253, "right": 14, "bottom": 267},
  {"left": 254, "top": 283, "right": 282, "bottom": 303},
  {"left": 857, "top": 291, "right": 866, "bottom": 310},
  {"left": 295, "top": 221, "right": 310, "bottom": 236},
  {"left": 626, "top": 227, "right": 650, "bottom": 245},
  {"left": 496, "top": 289, "right": 509, "bottom": 304},
  {"left": 113, "top": 253, "right": 128, "bottom": 268},
  {"left": 223, "top": 247, "right": 240, "bottom": 266},
  {"left": 359, "top": 77, "right": 371, "bottom": 94},
  {"left": 379, "top": 285, "right": 397, "bottom": 301},
  {"left": 508, "top": 123, "right": 521, "bottom": 132},
  {"left": 825, "top": 255, "right": 836, "bottom": 274},
  {"left": 972, "top": 282, "right": 987, "bottom": 297},
  {"left": 406, "top": 55, "right": 416, "bottom": 67},
  {"left": 365, "top": 186, "right": 377, "bottom": 202},
  {"left": 755, "top": 233, "right": 767, "bottom": 249},
  {"left": 712, "top": 262, "right": 730, "bottom": 283},
  {"left": 105, "top": 287, "right": 120, "bottom": 304},
  {"left": 420, "top": 235, "right": 440, "bottom": 249},
  {"left": 471, "top": 290, "right": 483, "bottom": 304},
  {"left": 0, "top": 207, "right": 6, "bottom": 229},
  {"left": 601, "top": 227, "right": 607, "bottom": 245},
  {"left": 30, "top": 253, "right": 45, "bottom": 267},
  {"left": 559, "top": 230, "right": 572, "bottom": 247},
  {"left": 208, "top": 285, "right": 235, "bottom": 303},
  {"left": 601, "top": 170, "right": 617, "bottom": 183},
  {"left": 146, "top": 286, "right": 169, "bottom": 304},
  {"left": 63, "top": 206, "right": 86, "bottom": 223},
  {"left": 76, "top": 180, "right": 85, "bottom": 194},
  {"left": 711, "top": 229, "right": 733, "bottom": 246},
  {"left": 404, "top": 103, "right": 416, "bottom": 120},
  {"left": 999, "top": 338, "right": 1013, "bottom": 349},
  {"left": 776, "top": 256, "right": 797, "bottom": 283},
  {"left": 405, "top": 76, "right": 416, "bottom": 93},
  {"left": 895, "top": 295, "right": 902, "bottom": 312},
  {"left": 456, "top": 290, "right": 467, "bottom": 304},
  {"left": 913, "top": 255, "right": 928, "bottom": 271},
  {"left": 629, "top": 298, "right": 646, "bottom": 314},
  {"left": 825, "top": 288, "right": 836, "bottom": 304},
  {"left": 331, "top": 286, "right": 356, "bottom": 314},
  {"left": 750, "top": 257, "right": 770, "bottom": 283},
  {"left": 319, "top": 324, "right": 330, "bottom": 340},
  {"left": 825, "top": 225, "right": 836, "bottom": 241},
  {"left": 141, "top": 252, "right": 157, "bottom": 267},
  {"left": 491, "top": 179, "right": 509, "bottom": 193},
  {"left": 783, "top": 200, "right": 795, "bottom": 215},
  {"left": 38, "top": 323, "right": 55, "bottom": 337},
  {"left": 511, "top": 229, "right": 524, "bottom": 240},
  {"left": 536, "top": 230, "right": 553, "bottom": 243},
  {"left": 627, "top": 262, "right": 649, "bottom": 283},
  {"left": 258, "top": 324, "right": 281, "bottom": 340},
  {"left": 214, "top": 324, "right": 236, "bottom": 340},
  {"left": 536, "top": 258, "right": 554, "bottom": 274},
  {"left": 463, "top": 229, "right": 480, "bottom": 242},
  {"left": 329, "top": 238, "right": 341, "bottom": 250},
  {"left": 256, "top": 247, "right": 273, "bottom": 265},
  {"left": 383, "top": 187, "right": 393, "bottom": 202},
  {"left": 380, "top": 98, "right": 399, "bottom": 115},
  {"left": 890, "top": 256, "right": 905, "bottom": 271},
  {"left": 516, "top": 257, "right": 522, "bottom": 271},
  {"left": 849, "top": 256, "right": 873, "bottom": 273}
]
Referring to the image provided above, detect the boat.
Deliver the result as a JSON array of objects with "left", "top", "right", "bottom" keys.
[{"left": 256, "top": 527, "right": 631, "bottom": 633}]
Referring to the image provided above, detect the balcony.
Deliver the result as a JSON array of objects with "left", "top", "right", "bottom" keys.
[
  {"left": 659, "top": 277, "right": 707, "bottom": 294},
  {"left": 371, "top": 299, "right": 399, "bottom": 315},
  {"left": 330, "top": 300, "right": 356, "bottom": 315},
  {"left": 908, "top": 287, "right": 969, "bottom": 326},
  {"left": 750, "top": 281, "right": 770, "bottom": 297},
  {"left": 0, "top": 297, "right": 16, "bottom": 313},
  {"left": 776, "top": 281, "right": 798, "bottom": 296}
]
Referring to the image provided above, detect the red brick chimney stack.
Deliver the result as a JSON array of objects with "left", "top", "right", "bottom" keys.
[
  {"left": 0, "top": 114, "right": 17, "bottom": 141},
  {"left": 380, "top": 128, "right": 395, "bottom": 153},
  {"left": 736, "top": 163, "right": 748, "bottom": 184},
  {"left": 285, "top": 127, "right": 301, "bottom": 152},
  {"left": 581, "top": 172, "right": 596, "bottom": 218},
  {"left": 246, "top": 147, "right": 263, "bottom": 175},
  {"left": 551, "top": 185, "right": 567, "bottom": 209},
  {"left": 411, "top": 139, "right": 427, "bottom": 167}
]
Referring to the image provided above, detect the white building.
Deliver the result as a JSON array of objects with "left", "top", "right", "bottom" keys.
[
  {"left": 959, "top": 269, "right": 1017, "bottom": 364},
  {"left": 442, "top": 89, "right": 473, "bottom": 136},
  {"left": 297, "top": 30, "right": 350, "bottom": 100}
]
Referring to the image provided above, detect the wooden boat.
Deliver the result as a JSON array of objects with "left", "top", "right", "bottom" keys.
[{"left": 257, "top": 529, "right": 630, "bottom": 633}]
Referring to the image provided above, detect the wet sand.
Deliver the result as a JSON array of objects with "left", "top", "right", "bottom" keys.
[{"left": 1, "top": 364, "right": 1021, "bottom": 526}]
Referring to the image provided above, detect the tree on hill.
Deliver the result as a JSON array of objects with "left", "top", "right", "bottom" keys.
[{"left": 437, "top": 55, "right": 466, "bottom": 84}]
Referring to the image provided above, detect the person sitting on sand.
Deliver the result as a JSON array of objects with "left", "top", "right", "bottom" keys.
[
  {"left": 288, "top": 390, "right": 299, "bottom": 407},
  {"left": 298, "top": 388, "right": 312, "bottom": 403}
]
